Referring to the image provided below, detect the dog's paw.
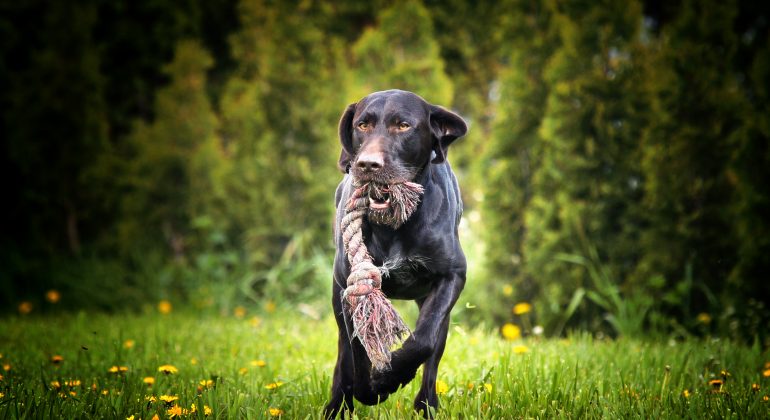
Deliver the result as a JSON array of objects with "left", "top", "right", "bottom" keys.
[{"left": 370, "top": 366, "right": 416, "bottom": 395}]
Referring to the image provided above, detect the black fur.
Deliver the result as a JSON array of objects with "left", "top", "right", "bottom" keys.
[{"left": 325, "top": 90, "right": 468, "bottom": 418}]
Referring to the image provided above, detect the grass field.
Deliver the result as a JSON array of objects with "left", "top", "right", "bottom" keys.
[{"left": 1, "top": 304, "right": 769, "bottom": 419}]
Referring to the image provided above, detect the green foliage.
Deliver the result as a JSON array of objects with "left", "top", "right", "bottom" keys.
[{"left": 2, "top": 0, "right": 769, "bottom": 341}]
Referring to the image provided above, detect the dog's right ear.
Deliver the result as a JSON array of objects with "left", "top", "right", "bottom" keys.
[{"left": 337, "top": 103, "right": 357, "bottom": 173}]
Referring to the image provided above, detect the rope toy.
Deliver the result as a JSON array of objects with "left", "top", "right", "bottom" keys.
[{"left": 341, "top": 180, "right": 424, "bottom": 370}]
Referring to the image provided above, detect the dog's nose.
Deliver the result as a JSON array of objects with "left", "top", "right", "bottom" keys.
[{"left": 356, "top": 152, "right": 384, "bottom": 172}]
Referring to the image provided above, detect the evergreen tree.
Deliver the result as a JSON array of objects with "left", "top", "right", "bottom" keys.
[
  {"left": 634, "top": 0, "right": 744, "bottom": 319},
  {"left": 350, "top": 0, "right": 453, "bottom": 105}
]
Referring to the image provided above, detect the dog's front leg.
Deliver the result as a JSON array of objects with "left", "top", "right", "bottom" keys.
[{"left": 370, "top": 272, "right": 465, "bottom": 400}]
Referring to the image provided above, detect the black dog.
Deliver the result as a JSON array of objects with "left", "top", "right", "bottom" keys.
[{"left": 324, "top": 90, "right": 468, "bottom": 418}]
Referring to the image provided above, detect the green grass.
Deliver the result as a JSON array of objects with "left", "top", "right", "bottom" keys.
[{"left": 1, "top": 306, "right": 768, "bottom": 419}]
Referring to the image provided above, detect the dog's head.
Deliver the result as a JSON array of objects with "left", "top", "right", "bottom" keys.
[{"left": 337, "top": 90, "right": 467, "bottom": 181}]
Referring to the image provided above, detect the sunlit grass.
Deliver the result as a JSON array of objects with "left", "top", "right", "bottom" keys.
[{"left": 1, "top": 307, "right": 768, "bottom": 418}]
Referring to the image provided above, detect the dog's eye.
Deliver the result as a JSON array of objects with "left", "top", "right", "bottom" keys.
[
  {"left": 397, "top": 122, "right": 410, "bottom": 131},
  {"left": 357, "top": 122, "right": 370, "bottom": 131}
]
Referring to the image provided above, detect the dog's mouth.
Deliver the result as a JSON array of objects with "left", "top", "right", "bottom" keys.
[{"left": 368, "top": 187, "right": 391, "bottom": 210}]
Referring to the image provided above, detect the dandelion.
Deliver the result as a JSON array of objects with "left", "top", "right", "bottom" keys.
[
  {"left": 159, "top": 395, "right": 179, "bottom": 405},
  {"left": 513, "top": 302, "right": 532, "bottom": 315},
  {"left": 45, "top": 290, "right": 61, "bottom": 303},
  {"left": 167, "top": 405, "right": 185, "bottom": 418},
  {"left": 127, "top": 416, "right": 135, "bottom": 420},
  {"left": 512, "top": 345, "right": 529, "bottom": 354},
  {"left": 709, "top": 379, "right": 723, "bottom": 392},
  {"left": 51, "top": 381, "right": 62, "bottom": 390},
  {"left": 0, "top": 392, "right": 4, "bottom": 398},
  {"left": 204, "top": 405, "right": 212, "bottom": 416},
  {"left": 268, "top": 407, "right": 284, "bottom": 417},
  {"left": 123, "top": 339, "right": 135, "bottom": 349},
  {"left": 502, "top": 284, "right": 514, "bottom": 297},
  {"left": 190, "top": 357, "right": 198, "bottom": 365},
  {"left": 151, "top": 414, "right": 160, "bottom": 420},
  {"left": 264, "top": 381, "right": 284, "bottom": 390},
  {"left": 239, "top": 367, "right": 249, "bottom": 375},
  {"left": 146, "top": 396, "right": 157, "bottom": 403},
  {"left": 696, "top": 313, "right": 711, "bottom": 324},
  {"left": 251, "top": 360, "right": 267, "bottom": 367},
  {"left": 18, "top": 301, "right": 32, "bottom": 315},
  {"left": 682, "top": 389, "right": 690, "bottom": 398},
  {"left": 501, "top": 323, "right": 521, "bottom": 341},
  {"left": 50, "top": 355, "right": 64, "bottom": 364},
  {"left": 199, "top": 379, "right": 214, "bottom": 388},
  {"left": 533, "top": 325, "right": 544, "bottom": 336},
  {"left": 158, "top": 300, "right": 172, "bottom": 314},
  {"left": 484, "top": 383, "right": 493, "bottom": 393},
  {"left": 64, "top": 380, "right": 81, "bottom": 387},
  {"left": 249, "top": 316, "right": 262, "bottom": 328},
  {"left": 763, "top": 369, "right": 770, "bottom": 377},
  {"left": 467, "top": 382, "right": 474, "bottom": 390},
  {"left": 158, "top": 364, "right": 178, "bottom": 375},
  {"left": 764, "top": 395, "right": 769, "bottom": 402},
  {"left": 108, "top": 366, "right": 128, "bottom": 374},
  {"left": 2, "top": 364, "right": 10, "bottom": 372},
  {"left": 435, "top": 379, "right": 449, "bottom": 395},
  {"left": 69, "top": 391, "right": 77, "bottom": 397},
  {"left": 143, "top": 377, "right": 155, "bottom": 386},
  {"left": 752, "top": 383, "right": 760, "bottom": 392},
  {"left": 265, "top": 301, "right": 276, "bottom": 313},
  {"left": 234, "top": 306, "right": 246, "bottom": 318},
  {"left": 102, "top": 390, "right": 109, "bottom": 395}
]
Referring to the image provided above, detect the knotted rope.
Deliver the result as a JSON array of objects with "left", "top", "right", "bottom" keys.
[{"left": 341, "top": 180, "right": 424, "bottom": 370}]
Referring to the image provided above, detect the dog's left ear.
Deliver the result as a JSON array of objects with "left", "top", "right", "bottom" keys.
[
  {"left": 337, "top": 103, "right": 357, "bottom": 173},
  {"left": 429, "top": 105, "right": 467, "bottom": 164}
]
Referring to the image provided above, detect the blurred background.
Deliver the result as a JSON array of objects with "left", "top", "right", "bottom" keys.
[{"left": 1, "top": 0, "right": 768, "bottom": 341}]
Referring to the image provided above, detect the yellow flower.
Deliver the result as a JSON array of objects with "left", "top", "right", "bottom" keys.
[
  {"left": 0, "top": 392, "right": 3, "bottom": 398},
  {"left": 158, "top": 300, "right": 172, "bottom": 314},
  {"left": 251, "top": 360, "right": 267, "bottom": 367},
  {"left": 158, "top": 364, "right": 178, "bottom": 375},
  {"left": 190, "top": 357, "right": 198, "bottom": 365},
  {"left": 127, "top": 416, "right": 135, "bottom": 420},
  {"left": 765, "top": 361, "right": 770, "bottom": 369},
  {"left": 51, "top": 355, "right": 64, "bottom": 364},
  {"left": 265, "top": 301, "right": 276, "bottom": 313},
  {"left": 18, "top": 301, "right": 33, "bottom": 315},
  {"left": 752, "top": 383, "right": 760, "bottom": 392},
  {"left": 682, "top": 389, "right": 690, "bottom": 398},
  {"left": 108, "top": 366, "right": 128, "bottom": 374},
  {"left": 466, "top": 382, "right": 474, "bottom": 390},
  {"left": 167, "top": 405, "right": 185, "bottom": 418},
  {"left": 239, "top": 367, "right": 249, "bottom": 375},
  {"left": 199, "top": 379, "right": 214, "bottom": 388},
  {"left": 249, "top": 316, "right": 262, "bottom": 328},
  {"left": 45, "top": 290, "right": 61, "bottom": 303},
  {"left": 0, "top": 374, "right": 3, "bottom": 381},
  {"left": 501, "top": 323, "right": 521, "bottom": 341},
  {"left": 268, "top": 407, "right": 284, "bottom": 417},
  {"left": 764, "top": 395, "right": 769, "bottom": 402},
  {"left": 709, "top": 379, "right": 723, "bottom": 391},
  {"left": 123, "top": 339, "right": 135, "bottom": 349},
  {"left": 513, "top": 302, "right": 532, "bottom": 315},
  {"left": 502, "top": 284, "right": 514, "bottom": 297},
  {"left": 484, "top": 383, "right": 493, "bottom": 393},
  {"left": 102, "top": 390, "right": 109, "bottom": 395},
  {"left": 69, "top": 391, "right": 77, "bottom": 397},
  {"left": 264, "top": 381, "right": 284, "bottom": 390},
  {"left": 204, "top": 405, "right": 212, "bottom": 416},
  {"left": 696, "top": 313, "right": 711, "bottom": 324},
  {"left": 64, "top": 380, "right": 81, "bottom": 387},
  {"left": 146, "top": 396, "right": 156, "bottom": 403},
  {"left": 51, "top": 381, "right": 62, "bottom": 389},
  {"left": 233, "top": 306, "right": 246, "bottom": 318},
  {"left": 151, "top": 414, "right": 160, "bottom": 420},
  {"left": 763, "top": 369, "right": 770, "bottom": 377},
  {"left": 159, "top": 395, "right": 179, "bottom": 406},
  {"left": 512, "top": 345, "right": 529, "bottom": 354},
  {"left": 2, "top": 364, "right": 10, "bottom": 372},
  {"left": 435, "top": 379, "right": 449, "bottom": 395},
  {"left": 143, "top": 377, "right": 155, "bottom": 386}
]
